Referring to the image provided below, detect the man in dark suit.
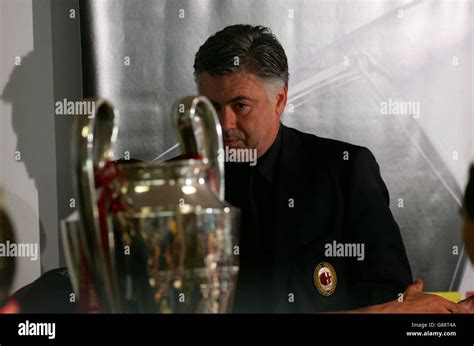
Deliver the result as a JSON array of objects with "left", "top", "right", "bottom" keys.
[
  {"left": 194, "top": 24, "right": 472, "bottom": 313},
  {"left": 6, "top": 24, "right": 472, "bottom": 314}
]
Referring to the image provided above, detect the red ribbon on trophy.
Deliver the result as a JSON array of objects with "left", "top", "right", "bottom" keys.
[{"left": 78, "top": 160, "right": 128, "bottom": 313}]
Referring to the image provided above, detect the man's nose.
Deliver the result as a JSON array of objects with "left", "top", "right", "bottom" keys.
[{"left": 219, "top": 107, "right": 237, "bottom": 130}]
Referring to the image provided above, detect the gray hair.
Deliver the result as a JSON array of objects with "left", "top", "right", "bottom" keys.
[{"left": 194, "top": 24, "right": 289, "bottom": 95}]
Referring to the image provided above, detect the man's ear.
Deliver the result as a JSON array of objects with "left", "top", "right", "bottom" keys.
[{"left": 275, "top": 85, "right": 288, "bottom": 117}]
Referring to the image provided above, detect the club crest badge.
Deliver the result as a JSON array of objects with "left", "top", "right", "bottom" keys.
[{"left": 313, "top": 262, "right": 337, "bottom": 296}]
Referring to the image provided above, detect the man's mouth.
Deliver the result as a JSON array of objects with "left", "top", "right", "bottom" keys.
[{"left": 224, "top": 139, "right": 242, "bottom": 146}]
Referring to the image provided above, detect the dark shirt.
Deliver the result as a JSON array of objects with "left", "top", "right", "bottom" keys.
[{"left": 225, "top": 125, "right": 282, "bottom": 313}]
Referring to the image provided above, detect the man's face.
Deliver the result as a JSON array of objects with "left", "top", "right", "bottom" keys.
[{"left": 197, "top": 72, "right": 287, "bottom": 158}]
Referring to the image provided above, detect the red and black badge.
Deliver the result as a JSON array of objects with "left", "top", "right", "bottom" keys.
[{"left": 313, "top": 262, "right": 337, "bottom": 296}]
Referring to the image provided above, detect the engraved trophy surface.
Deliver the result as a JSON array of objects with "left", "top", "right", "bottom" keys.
[{"left": 67, "top": 96, "right": 239, "bottom": 313}]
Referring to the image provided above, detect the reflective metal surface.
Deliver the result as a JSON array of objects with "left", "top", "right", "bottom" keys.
[
  {"left": 66, "top": 96, "right": 239, "bottom": 312},
  {"left": 60, "top": 212, "right": 82, "bottom": 300},
  {"left": 114, "top": 160, "right": 238, "bottom": 312},
  {"left": 174, "top": 96, "right": 225, "bottom": 200},
  {"left": 72, "top": 98, "right": 120, "bottom": 312}
]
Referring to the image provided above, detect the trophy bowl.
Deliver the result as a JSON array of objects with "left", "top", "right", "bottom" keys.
[{"left": 64, "top": 96, "right": 240, "bottom": 313}]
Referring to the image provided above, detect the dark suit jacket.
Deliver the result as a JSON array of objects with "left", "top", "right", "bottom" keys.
[
  {"left": 266, "top": 124, "right": 412, "bottom": 312},
  {"left": 10, "top": 125, "right": 412, "bottom": 313}
]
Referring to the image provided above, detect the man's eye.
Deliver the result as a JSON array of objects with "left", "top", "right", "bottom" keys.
[{"left": 233, "top": 103, "right": 249, "bottom": 112}]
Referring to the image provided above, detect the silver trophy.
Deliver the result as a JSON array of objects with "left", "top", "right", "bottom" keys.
[{"left": 65, "top": 96, "right": 239, "bottom": 313}]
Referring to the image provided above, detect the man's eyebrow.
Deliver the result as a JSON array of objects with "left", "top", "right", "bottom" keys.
[
  {"left": 228, "top": 95, "right": 255, "bottom": 103},
  {"left": 209, "top": 96, "right": 254, "bottom": 110}
]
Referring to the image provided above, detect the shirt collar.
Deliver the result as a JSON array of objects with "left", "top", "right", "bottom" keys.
[{"left": 256, "top": 124, "right": 282, "bottom": 183}]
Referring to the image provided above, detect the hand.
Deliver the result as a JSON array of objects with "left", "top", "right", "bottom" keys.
[
  {"left": 355, "top": 280, "right": 472, "bottom": 313},
  {"left": 0, "top": 299, "right": 20, "bottom": 314},
  {"left": 457, "top": 295, "right": 474, "bottom": 312}
]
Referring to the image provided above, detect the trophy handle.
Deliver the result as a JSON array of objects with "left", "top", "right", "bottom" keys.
[
  {"left": 60, "top": 213, "right": 81, "bottom": 298},
  {"left": 72, "top": 98, "right": 119, "bottom": 312},
  {"left": 173, "top": 96, "right": 225, "bottom": 201}
]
